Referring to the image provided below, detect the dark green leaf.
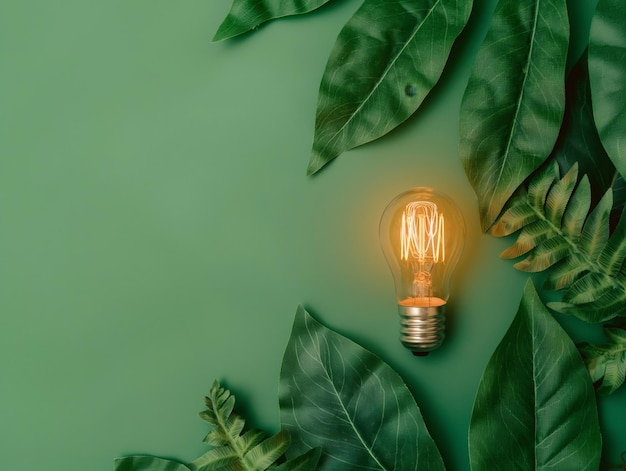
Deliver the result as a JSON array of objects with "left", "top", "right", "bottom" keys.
[
  {"left": 469, "top": 280, "right": 601, "bottom": 470},
  {"left": 460, "top": 0, "right": 569, "bottom": 231},
  {"left": 552, "top": 52, "right": 616, "bottom": 205},
  {"left": 114, "top": 457, "right": 191, "bottom": 471},
  {"left": 580, "top": 322, "right": 626, "bottom": 395},
  {"left": 280, "top": 306, "right": 444, "bottom": 470},
  {"left": 588, "top": 0, "right": 626, "bottom": 180},
  {"left": 308, "top": 0, "right": 473, "bottom": 175},
  {"left": 213, "top": 0, "right": 333, "bottom": 42},
  {"left": 273, "top": 448, "right": 322, "bottom": 471}
]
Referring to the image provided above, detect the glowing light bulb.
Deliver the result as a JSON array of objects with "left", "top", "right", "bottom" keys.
[{"left": 379, "top": 187, "right": 465, "bottom": 355}]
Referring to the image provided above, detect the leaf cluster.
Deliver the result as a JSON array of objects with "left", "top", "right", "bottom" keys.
[
  {"left": 580, "top": 319, "right": 626, "bottom": 395},
  {"left": 115, "top": 382, "right": 319, "bottom": 471}
]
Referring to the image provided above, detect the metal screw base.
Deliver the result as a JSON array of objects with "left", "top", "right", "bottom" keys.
[{"left": 398, "top": 305, "right": 445, "bottom": 354}]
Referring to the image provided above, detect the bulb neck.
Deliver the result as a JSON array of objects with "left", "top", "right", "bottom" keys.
[{"left": 398, "top": 304, "right": 445, "bottom": 354}]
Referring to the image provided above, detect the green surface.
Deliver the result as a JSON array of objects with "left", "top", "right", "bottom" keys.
[{"left": 1, "top": 1, "right": 624, "bottom": 470}]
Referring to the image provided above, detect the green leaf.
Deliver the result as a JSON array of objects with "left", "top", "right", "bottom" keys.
[
  {"left": 114, "top": 457, "right": 191, "bottom": 471},
  {"left": 213, "top": 0, "right": 333, "bottom": 42},
  {"left": 307, "top": 0, "right": 473, "bottom": 175},
  {"left": 273, "top": 448, "right": 322, "bottom": 471},
  {"left": 460, "top": 0, "right": 569, "bottom": 231},
  {"left": 588, "top": 0, "right": 626, "bottom": 181},
  {"left": 552, "top": 52, "right": 617, "bottom": 206},
  {"left": 191, "top": 381, "right": 292, "bottom": 471},
  {"left": 580, "top": 321, "right": 626, "bottom": 395},
  {"left": 469, "top": 280, "right": 601, "bottom": 470},
  {"left": 280, "top": 306, "right": 444, "bottom": 470}
]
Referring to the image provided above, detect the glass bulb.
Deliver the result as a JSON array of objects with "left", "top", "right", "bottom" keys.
[{"left": 379, "top": 187, "right": 465, "bottom": 355}]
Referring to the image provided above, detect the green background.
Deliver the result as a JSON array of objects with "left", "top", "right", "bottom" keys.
[{"left": 1, "top": 0, "right": 624, "bottom": 469}]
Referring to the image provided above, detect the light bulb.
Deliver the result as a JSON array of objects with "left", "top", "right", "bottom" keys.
[{"left": 379, "top": 187, "right": 465, "bottom": 355}]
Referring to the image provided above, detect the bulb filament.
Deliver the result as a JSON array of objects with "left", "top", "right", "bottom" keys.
[
  {"left": 400, "top": 201, "right": 445, "bottom": 300},
  {"left": 401, "top": 201, "right": 445, "bottom": 263}
]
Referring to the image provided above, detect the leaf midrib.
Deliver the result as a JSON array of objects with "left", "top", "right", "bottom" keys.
[
  {"left": 324, "top": 365, "right": 387, "bottom": 470},
  {"left": 527, "top": 199, "right": 624, "bottom": 293},
  {"left": 489, "top": 1, "right": 542, "bottom": 215},
  {"left": 317, "top": 0, "right": 443, "bottom": 155}
]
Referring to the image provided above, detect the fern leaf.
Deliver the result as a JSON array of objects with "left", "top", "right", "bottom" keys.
[
  {"left": 544, "top": 253, "right": 588, "bottom": 290},
  {"left": 528, "top": 161, "right": 559, "bottom": 209},
  {"left": 492, "top": 161, "right": 626, "bottom": 323},
  {"left": 500, "top": 219, "right": 556, "bottom": 259},
  {"left": 545, "top": 164, "right": 578, "bottom": 225},
  {"left": 243, "top": 431, "right": 290, "bottom": 470},
  {"left": 599, "top": 207, "right": 626, "bottom": 275},
  {"left": 190, "top": 382, "right": 312, "bottom": 471},
  {"left": 513, "top": 236, "right": 570, "bottom": 272},
  {"left": 190, "top": 447, "right": 240, "bottom": 470},
  {"left": 579, "top": 189, "right": 612, "bottom": 259},
  {"left": 561, "top": 175, "right": 591, "bottom": 237},
  {"left": 580, "top": 322, "right": 626, "bottom": 395}
]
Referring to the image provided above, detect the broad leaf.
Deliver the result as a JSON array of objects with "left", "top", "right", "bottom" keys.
[
  {"left": 280, "top": 306, "right": 444, "bottom": 470},
  {"left": 460, "top": 0, "right": 569, "bottom": 231},
  {"left": 115, "top": 457, "right": 191, "bottom": 471},
  {"left": 213, "top": 0, "right": 333, "bottom": 42},
  {"left": 307, "top": 0, "right": 473, "bottom": 175},
  {"left": 469, "top": 280, "right": 601, "bottom": 470},
  {"left": 580, "top": 320, "right": 626, "bottom": 395},
  {"left": 589, "top": 0, "right": 626, "bottom": 181}
]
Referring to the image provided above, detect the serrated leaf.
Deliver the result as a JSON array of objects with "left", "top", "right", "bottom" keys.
[
  {"left": 469, "top": 280, "right": 601, "bottom": 470},
  {"left": 580, "top": 189, "right": 613, "bottom": 260},
  {"left": 115, "top": 456, "right": 191, "bottom": 471},
  {"left": 561, "top": 175, "right": 591, "bottom": 237},
  {"left": 589, "top": 0, "right": 626, "bottom": 181},
  {"left": 528, "top": 161, "right": 560, "bottom": 210},
  {"left": 599, "top": 207, "right": 626, "bottom": 275},
  {"left": 193, "top": 381, "right": 306, "bottom": 471},
  {"left": 580, "top": 322, "right": 626, "bottom": 395},
  {"left": 544, "top": 253, "right": 588, "bottom": 290},
  {"left": 513, "top": 235, "right": 570, "bottom": 272},
  {"left": 280, "top": 306, "right": 444, "bottom": 470},
  {"left": 549, "top": 288, "right": 626, "bottom": 322},
  {"left": 307, "top": 0, "right": 473, "bottom": 175},
  {"left": 243, "top": 431, "right": 290, "bottom": 470},
  {"left": 544, "top": 163, "right": 578, "bottom": 225},
  {"left": 190, "top": 447, "right": 240, "bottom": 471},
  {"left": 499, "top": 219, "right": 555, "bottom": 259},
  {"left": 213, "top": 0, "right": 332, "bottom": 42},
  {"left": 460, "top": 0, "right": 569, "bottom": 231}
]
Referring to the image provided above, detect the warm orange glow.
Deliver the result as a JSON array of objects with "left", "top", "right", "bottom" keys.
[{"left": 400, "top": 201, "right": 445, "bottom": 262}]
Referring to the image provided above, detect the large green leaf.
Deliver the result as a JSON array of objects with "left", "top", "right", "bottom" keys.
[
  {"left": 580, "top": 320, "right": 626, "bottom": 395},
  {"left": 115, "top": 457, "right": 191, "bottom": 471},
  {"left": 213, "top": 0, "right": 333, "bottom": 42},
  {"left": 307, "top": 0, "right": 473, "bottom": 175},
  {"left": 588, "top": 0, "right": 626, "bottom": 181},
  {"left": 460, "top": 0, "right": 569, "bottom": 231},
  {"left": 469, "top": 280, "right": 601, "bottom": 470},
  {"left": 280, "top": 306, "right": 444, "bottom": 470}
]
